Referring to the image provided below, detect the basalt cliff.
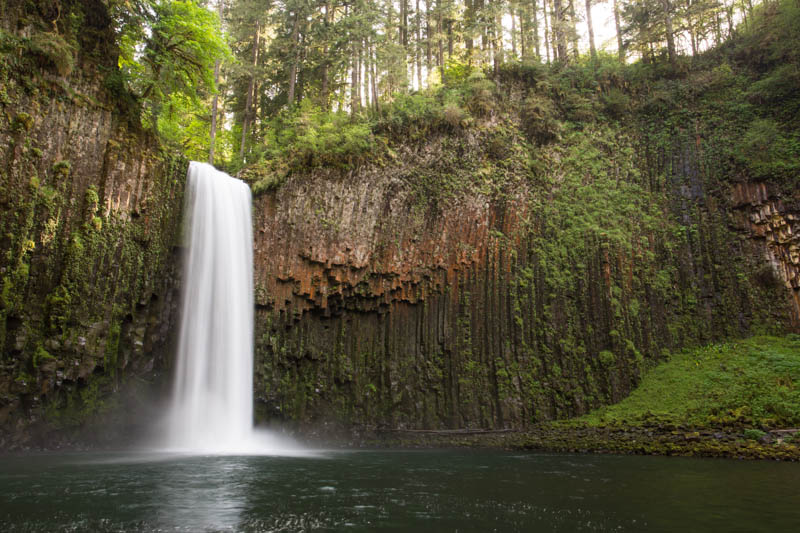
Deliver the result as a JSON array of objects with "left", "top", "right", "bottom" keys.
[
  {"left": 248, "top": 104, "right": 798, "bottom": 433},
  {"left": 0, "top": 0, "right": 185, "bottom": 448},
  {"left": 2, "top": 0, "right": 799, "bottom": 448}
]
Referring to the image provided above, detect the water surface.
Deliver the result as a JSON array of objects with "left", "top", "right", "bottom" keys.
[{"left": 1, "top": 450, "right": 797, "bottom": 532}]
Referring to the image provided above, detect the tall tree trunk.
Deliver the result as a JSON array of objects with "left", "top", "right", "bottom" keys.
[
  {"left": 350, "top": 49, "right": 358, "bottom": 114},
  {"left": 416, "top": 0, "right": 422, "bottom": 86},
  {"left": 447, "top": 18, "right": 453, "bottom": 57},
  {"left": 663, "top": 0, "right": 676, "bottom": 67},
  {"left": 532, "top": 0, "right": 541, "bottom": 59},
  {"left": 426, "top": 0, "right": 432, "bottom": 70},
  {"left": 320, "top": 1, "right": 331, "bottom": 108},
  {"left": 364, "top": 38, "right": 371, "bottom": 109},
  {"left": 568, "top": 0, "right": 578, "bottom": 59},
  {"left": 286, "top": 12, "right": 301, "bottom": 107},
  {"left": 239, "top": 20, "right": 260, "bottom": 163},
  {"left": 613, "top": 0, "right": 624, "bottom": 62},
  {"left": 338, "top": 68, "right": 346, "bottom": 111},
  {"left": 726, "top": 3, "right": 734, "bottom": 38},
  {"left": 511, "top": 3, "right": 517, "bottom": 58},
  {"left": 208, "top": 0, "right": 224, "bottom": 164},
  {"left": 552, "top": 0, "right": 567, "bottom": 61},
  {"left": 493, "top": 1, "right": 504, "bottom": 69},
  {"left": 737, "top": 2, "right": 746, "bottom": 32},
  {"left": 520, "top": 2, "right": 527, "bottom": 59},
  {"left": 713, "top": 8, "right": 722, "bottom": 45},
  {"left": 543, "top": 0, "right": 551, "bottom": 63},
  {"left": 401, "top": 0, "right": 408, "bottom": 46},
  {"left": 359, "top": 41, "right": 365, "bottom": 109},
  {"left": 371, "top": 41, "right": 379, "bottom": 111},
  {"left": 465, "top": 0, "right": 474, "bottom": 57},
  {"left": 585, "top": 0, "right": 596, "bottom": 60},
  {"left": 437, "top": 8, "right": 445, "bottom": 80},
  {"left": 477, "top": 0, "right": 487, "bottom": 51},
  {"left": 351, "top": 38, "right": 362, "bottom": 114},
  {"left": 685, "top": 0, "right": 698, "bottom": 55}
]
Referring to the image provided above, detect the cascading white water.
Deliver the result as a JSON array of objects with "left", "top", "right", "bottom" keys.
[
  {"left": 166, "top": 161, "right": 254, "bottom": 451},
  {"left": 164, "top": 161, "right": 304, "bottom": 455}
]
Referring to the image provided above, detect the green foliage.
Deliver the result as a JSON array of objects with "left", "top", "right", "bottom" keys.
[
  {"left": 743, "top": 428, "right": 767, "bottom": 441},
  {"left": 519, "top": 94, "right": 561, "bottom": 145},
  {"left": 533, "top": 126, "right": 663, "bottom": 279},
  {"left": 746, "top": 64, "right": 800, "bottom": 112},
  {"left": 265, "top": 100, "right": 376, "bottom": 170},
  {"left": 117, "top": 0, "right": 229, "bottom": 135},
  {"left": 376, "top": 91, "right": 446, "bottom": 138},
  {"left": 737, "top": 0, "right": 800, "bottom": 70},
  {"left": 601, "top": 88, "right": 631, "bottom": 119},
  {"left": 29, "top": 31, "right": 75, "bottom": 77},
  {"left": 33, "top": 346, "right": 54, "bottom": 368},
  {"left": 373, "top": 72, "right": 495, "bottom": 140},
  {"left": 464, "top": 74, "right": 496, "bottom": 118},
  {"left": 581, "top": 336, "right": 800, "bottom": 428},
  {"left": 495, "top": 60, "right": 549, "bottom": 86},
  {"left": 245, "top": 159, "right": 289, "bottom": 195},
  {"left": 442, "top": 58, "right": 476, "bottom": 84},
  {"left": 598, "top": 350, "right": 617, "bottom": 367},
  {"left": 12, "top": 112, "right": 34, "bottom": 132},
  {"left": 734, "top": 0, "right": 800, "bottom": 121},
  {"left": 53, "top": 160, "right": 71, "bottom": 177},
  {"left": 156, "top": 91, "right": 233, "bottom": 161},
  {"left": 736, "top": 118, "right": 800, "bottom": 182}
]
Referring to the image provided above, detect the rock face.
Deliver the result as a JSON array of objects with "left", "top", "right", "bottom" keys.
[
  {"left": 731, "top": 182, "right": 800, "bottom": 326},
  {"left": 1, "top": 1, "right": 795, "bottom": 446},
  {"left": 250, "top": 120, "right": 792, "bottom": 432},
  {"left": 0, "top": 0, "right": 185, "bottom": 448}
]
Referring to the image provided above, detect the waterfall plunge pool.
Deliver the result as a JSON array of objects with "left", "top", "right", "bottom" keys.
[{"left": 1, "top": 449, "right": 798, "bottom": 532}]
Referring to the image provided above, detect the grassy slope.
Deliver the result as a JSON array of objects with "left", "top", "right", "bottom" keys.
[
  {"left": 576, "top": 336, "right": 800, "bottom": 430},
  {"left": 371, "top": 336, "right": 800, "bottom": 459}
]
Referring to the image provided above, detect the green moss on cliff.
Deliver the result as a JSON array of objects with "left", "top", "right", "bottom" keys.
[
  {"left": 575, "top": 335, "right": 800, "bottom": 429},
  {"left": 250, "top": 1, "right": 799, "bottom": 433}
]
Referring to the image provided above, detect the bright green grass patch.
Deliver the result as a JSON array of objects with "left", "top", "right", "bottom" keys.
[{"left": 578, "top": 335, "right": 800, "bottom": 428}]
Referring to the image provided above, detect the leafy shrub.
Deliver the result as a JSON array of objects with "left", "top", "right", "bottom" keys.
[
  {"left": 442, "top": 103, "right": 469, "bottom": 129},
  {"left": 29, "top": 31, "right": 75, "bottom": 77},
  {"left": 464, "top": 71, "right": 496, "bottom": 118},
  {"left": 601, "top": 88, "right": 631, "bottom": 119},
  {"left": 736, "top": 118, "right": 800, "bottom": 181},
  {"left": 376, "top": 91, "right": 443, "bottom": 138},
  {"left": 376, "top": 84, "right": 474, "bottom": 138},
  {"left": 520, "top": 94, "right": 561, "bottom": 145},
  {"left": 275, "top": 101, "right": 375, "bottom": 169},
  {"left": 599, "top": 350, "right": 617, "bottom": 367},
  {"left": 594, "top": 54, "right": 629, "bottom": 90},
  {"left": 746, "top": 64, "right": 800, "bottom": 111},
  {"left": 442, "top": 58, "right": 475, "bottom": 84},
  {"left": 244, "top": 159, "right": 289, "bottom": 196},
  {"left": 560, "top": 91, "right": 597, "bottom": 123},
  {"left": 743, "top": 428, "right": 767, "bottom": 441},
  {"left": 496, "top": 60, "right": 548, "bottom": 86},
  {"left": 243, "top": 101, "right": 375, "bottom": 180}
]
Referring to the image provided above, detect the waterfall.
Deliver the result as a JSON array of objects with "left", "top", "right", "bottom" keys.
[{"left": 164, "top": 162, "right": 302, "bottom": 455}]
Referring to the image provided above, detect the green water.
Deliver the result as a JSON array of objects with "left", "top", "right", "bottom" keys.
[{"left": 0, "top": 450, "right": 798, "bottom": 532}]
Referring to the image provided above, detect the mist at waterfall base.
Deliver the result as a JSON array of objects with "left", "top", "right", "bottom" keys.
[{"left": 156, "top": 161, "right": 304, "bottom": 455}]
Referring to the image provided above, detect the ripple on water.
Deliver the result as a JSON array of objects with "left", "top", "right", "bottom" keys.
[{"left": 2, "top": 451, "right": 800, "bottom": 532}]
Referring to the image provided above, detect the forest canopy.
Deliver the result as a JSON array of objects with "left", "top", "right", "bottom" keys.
[{"left": 107, "top": 0, "right": 793, "bottom": 171}]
